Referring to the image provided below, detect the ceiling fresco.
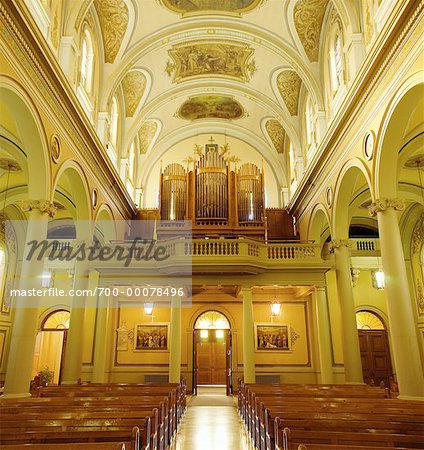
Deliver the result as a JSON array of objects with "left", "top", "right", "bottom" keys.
[
  {"left": 161, "top": 0, "right": 263, "bottom": 14},
  {"left": 178, "top": 95, "right": 245, "bottom": 120},
  {"left": 166, "top": 42, "right": 256, "bottom": 82}
]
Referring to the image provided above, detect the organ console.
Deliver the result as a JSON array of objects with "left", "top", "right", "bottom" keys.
[{"left": 135, "top": 140, "right": 297, "bottom": 242}]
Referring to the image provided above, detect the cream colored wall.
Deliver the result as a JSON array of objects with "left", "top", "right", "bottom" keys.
[{"left": 90, "top": 291, "right": 321, "bottom": 389}]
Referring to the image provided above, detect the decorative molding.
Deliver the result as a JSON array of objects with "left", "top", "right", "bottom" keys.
[
  {"left": 326, "top": 186, "right": 333, "bottom": 208},
  {"left": 121, "top": 71, "right": 146, "bottom": 117},
  {"left": 276, "top": 70, "right": 302, "bottom": 115},
  {"left": 363, "top": 130, "right": 375, "bottom": 161},
  {"left": 93, "top": 0, "right": 129, "bottom": 63},
  {"left": 0, "top": 1, "right": 135, "bottom": 217},
  {"left": 50, "top": 134, "right": 61, "bottom": 163},
  {"left": 178, "top": 95, "right": 245, "bottom": 121},
  {"left": 293, "top": 0, "right": 329, "bottom": 62},
  {"left": 265, "top": 119, "right": 285, "bottom": 154},
  {"left": 160, "top": 0, "right": 263, "bottom": 15},
  {"left": 138, "top": 121, "right": 158, "bottom": 154},
  {"left": 368, "top": 198, "right": 405, "bottom": 216},
  {"left": 167, "top": 41, "right": 256, "bottom": 83},
  {"left": 412, "top": 213, "right": 424, "bottom": 255},
  {"left": 20, "top": 200, "right": 57, "bottom": 217},
  {"left": 328, "top": 239, "right": 352, "bottom": 251}
]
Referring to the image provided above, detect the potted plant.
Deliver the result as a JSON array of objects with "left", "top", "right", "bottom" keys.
[{"left": 37, "top": 367, "right": 54, "bottom": 386}]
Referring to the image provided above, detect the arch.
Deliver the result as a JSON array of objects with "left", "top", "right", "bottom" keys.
[
  {"left": 41, "top": 309, "right": 71, "bottom": 330},
  {"left": 0, "top": 77, "right": 50, "bottom": 200},
  {"left": 332, "top": 158, "right": 373, "bottom": 239},
  {"left": 100, "top": 23, "right": 324, "bottom": 111},
  {"left": 356, "top": 309, "right": 386, "bottom": 330},
  {"left": 189, "top": 305, "right": 235, "bottom": 331},
  {"left": 94, "top": 204, "right": 117, "bottom": 243},
  {"left": 375, "top": 74, "right": 424, "bottom": 199},
  {"left": 194, "top": 310, "right": 231, "bottom": 330},
  {"left": 52, "top": 160, "right": 92, "bottom": 239},
  {"left": 308, "top": 203, "right": 332, "bottom": 243}
]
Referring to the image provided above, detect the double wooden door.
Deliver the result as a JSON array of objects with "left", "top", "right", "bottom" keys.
[
  {"left": 358, "top": 330, "right": 392, "bottom": 387},
  {"left": 193, "top": 329, "right": 232, "bottom": 394}
]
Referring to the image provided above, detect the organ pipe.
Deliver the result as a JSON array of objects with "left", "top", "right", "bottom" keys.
[{"left": 161, "top": 163, "right": 186, "bottom": 221}]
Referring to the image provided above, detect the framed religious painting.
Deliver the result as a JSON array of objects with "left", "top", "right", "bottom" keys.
[
  {"left": 134, "top": 323, "right": 169, "bottom": 351},
  {"left": 255, "top": 323, "right": 291, "bottom": 351}
]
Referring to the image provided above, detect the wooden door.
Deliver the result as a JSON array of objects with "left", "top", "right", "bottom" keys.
[
  {"left": 358, "top": 330, "right": 392, "bottom": 387},
  {"left": 195, "top": 330, "right": 228, "bottom": 386}
]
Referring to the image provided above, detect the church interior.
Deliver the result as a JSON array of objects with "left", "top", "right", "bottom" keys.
[{"left": 0, "top": 0, "right": 423, "bottom": 449}]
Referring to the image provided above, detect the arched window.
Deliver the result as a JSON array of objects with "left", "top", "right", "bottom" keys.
[
  {"left": 80, "top": 30, "right": 94, "bottom": 94},
  {"left": 126, "top": 142, "right": 136, "bottom": 199},
  {"left": 42, "top": 310, "right": 70, "bottom": 330},
  {"left": 330, "top": 33, "right": 344, "bottom": 93},
  {"left": 356, "top": 310, "right": 385, "bottom": 330},
  {"left": 194, "top": 310, "right": 230, "bottom": 330},
  {"left": 110, "top": 97, "right": 119, "bottom": 148}
]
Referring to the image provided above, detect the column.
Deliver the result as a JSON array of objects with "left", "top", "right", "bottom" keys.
[
  {"left": 61, "top": 257, "right": 91, "bottom": 384},
  {"left": 4, "top": 200, "right": 56, "bottom": 397},
  {"left": 59, "top": 37, "right": 77, "bottom": 85},
  {"left": 330, "top": 239, "right": 363, "bottom": 383},
  {"left": 92, "top": 288, "right": 111, "bottom": 383},
  {"left": 313, "top": 287, "right": 334, "bottom": 384},
  {"left": 169, "top": 296, "right": 182, "bottom": 383},
  {"left": 369, "top": 199, "right": 424, "bottom": 399},
  {"left": 346, "top": 34, "right": 365, "bottom": 82},
  {"left": 242, "top": 286, "right": 255, "bottom": 383}
]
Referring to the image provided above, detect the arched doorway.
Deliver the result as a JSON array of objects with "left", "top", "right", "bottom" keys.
[
  {"left": 193, "top": 311, "right": 232, "bottom": 395},
  {"left": 32, "top": 310, "right": 70, "bottom": 385},
  {"left": 356, "top": 310, "right": 393, "bottom": 387}
]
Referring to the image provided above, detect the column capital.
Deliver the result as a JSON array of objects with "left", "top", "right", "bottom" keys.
[
  {"left": 368, "top": 198, "right": 404, "bottom": 216},
  {"left": 329, "top": 239, "right": 352, "bottom": 252},
  {"left": 20, "top": 200, "right": 57, "bottom": 218}
]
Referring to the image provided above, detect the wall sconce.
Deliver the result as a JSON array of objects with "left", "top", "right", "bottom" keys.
[
  {"left": 270, "top": 302, "right": 281, "bottom": 317},
  {"left": 373, "top": 270, "right": 385, "bottom": 289},
  {"left": 144, "top": 302, "right": 154, "bottom": 315}
]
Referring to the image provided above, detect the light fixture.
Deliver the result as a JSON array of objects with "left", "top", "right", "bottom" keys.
[
  {"left": 216, "top": 329, "right": 224, "bottom": 339},
  {"left": 270, "top": 285, "right": 281, "bottom": 319},
  {"left": 200, "top": 329, "right": 208, "bottom": 339},
  {"left": 271, "top": 302, "right": 281, "bottom": 316},
  {"left": 144, "top": 302, "right": 154, "bottom": 315},
  {"left": 374, "top": 270, "right": 385, "bottom": 289}
]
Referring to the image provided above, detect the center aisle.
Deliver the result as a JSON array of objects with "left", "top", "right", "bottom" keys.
[{"left": 170, "top": 386, "right": 255, "bottom": 450}]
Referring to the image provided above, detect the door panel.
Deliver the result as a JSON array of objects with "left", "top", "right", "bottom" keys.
[{"left": 358, "top": 330, "right": 392, "bottom": 387}]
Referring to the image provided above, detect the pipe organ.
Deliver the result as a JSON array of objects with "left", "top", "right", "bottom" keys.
[
  {"left": 160, "top": 163, "right": 186, "bottom": 221},
  {"left": 136, "top": 140, "right": 296, "bottom": 241},
  {"left": 195, "top": 149, "right": 228, "bottom": 222},
  {"left": 237, "top": 163, "right": 263, "bottom": 224}
]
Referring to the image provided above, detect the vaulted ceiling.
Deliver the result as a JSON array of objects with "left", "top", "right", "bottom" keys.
[{"left": 62, "top": 0, "right": 359, "bottom": 197}]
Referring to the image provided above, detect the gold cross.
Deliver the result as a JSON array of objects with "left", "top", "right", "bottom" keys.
[{"left": 208, "top": 136, "right": 215, "bottom": 144}]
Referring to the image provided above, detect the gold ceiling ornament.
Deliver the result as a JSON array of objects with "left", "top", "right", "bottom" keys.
[
  {"left": 93, "top": 0, "right": 129, "bottom": 63},
  {"left": 276, "top": 70, "right": 302, "bottom": 116},
  {"left": 121, "top": 71, "right": 147, "bottom": 117},
  {"left": 138, "top": 121, "right": 158, "bottom": 154},
  {"left": 178, "top": 95, "right": 245, "bottom": 121},
  {"left": 293, "top": 0, "right": 329, "bottom": 62},
  {"left": 265, "top": 119, "right": 286, "bottom": 154},
  {"left": 411, "top": 213, "right": 424, "bottom": 255},
  {"left": 167, "top": 42, "right": 255, "bottom": 83},
  {"left": 160, "top": 0, "right": 263, "bottom": 15}
]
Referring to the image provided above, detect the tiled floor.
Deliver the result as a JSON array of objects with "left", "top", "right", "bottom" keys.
[{"left": 170, "top": 386, "right": 255, "bottom": 450}]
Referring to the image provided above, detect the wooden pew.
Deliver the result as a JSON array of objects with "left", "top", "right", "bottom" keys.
[
  {"left": 275, "top": 424, "right": 424, "bottom": 450},
  {"left": 0, "top": 382, "right": 186, "bottom": 450},
  {"left": 0, "top": 443, "right": 128, "bottom": 450}
]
